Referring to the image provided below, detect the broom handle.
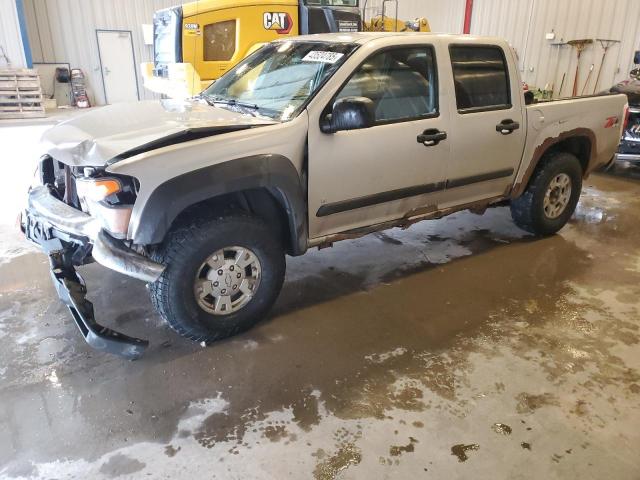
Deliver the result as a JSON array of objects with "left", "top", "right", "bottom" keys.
[
  {"left": 572, "top": 56, "right": 580, "bottom": 97},
  {"left": 593, "top": 48, "right": 608, "bottom": 94}
]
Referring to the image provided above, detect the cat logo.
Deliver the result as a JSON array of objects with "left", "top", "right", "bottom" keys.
[{"left": 263, "top": 12, "right": 293, "bottom": 34}]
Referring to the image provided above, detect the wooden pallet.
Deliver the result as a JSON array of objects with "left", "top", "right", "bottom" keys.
[{"left": 0, "top": 68, "right": 46, "bottom": 119}]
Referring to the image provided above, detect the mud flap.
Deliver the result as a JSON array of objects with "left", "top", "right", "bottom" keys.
[{"left": 44, "top": 238, "right": 149, "bottom": 360}]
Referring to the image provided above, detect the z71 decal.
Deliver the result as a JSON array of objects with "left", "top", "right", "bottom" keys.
[{"left": 263, "top": 12, "right": 293, "bottom": 34}]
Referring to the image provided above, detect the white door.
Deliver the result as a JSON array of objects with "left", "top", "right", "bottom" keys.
[
  {"left": 308, "top": 45, "right": 450, "bottom": 238},
  {"left": 440, "top": 43, "right": 526, "bottom": 208},
  {"left": 97, "top": 30, "right": 139, "bottom": 104}
]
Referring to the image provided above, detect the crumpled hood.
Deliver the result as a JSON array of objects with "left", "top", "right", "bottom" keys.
[{"left": 41, "top": 99, "right": 277, "bottom": 167}]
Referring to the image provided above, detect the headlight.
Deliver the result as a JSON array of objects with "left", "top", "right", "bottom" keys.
[
  {"left": 89, "top": 203, "right": 133, "bottom": 238},
  {"left": 76, "top": 177, "right": 122, "bottom": 202},
  {"left": 76, "top": 177, "right": 132, "bottom": 238}
]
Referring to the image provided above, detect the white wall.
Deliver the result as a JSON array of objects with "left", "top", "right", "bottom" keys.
[
  {"left": 23, "top": 0, "right": 176, "bottom": 105},
  {"left": 0, "top": 0, "right": 27, "bottom": 68}
]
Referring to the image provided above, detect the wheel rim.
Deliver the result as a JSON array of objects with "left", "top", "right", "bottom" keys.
[
  {"left": 543, "top": 173, "right": 572, "bottom": 219},
  {"left": 194, "top": 246, "right": 262, "bottom": 316}
]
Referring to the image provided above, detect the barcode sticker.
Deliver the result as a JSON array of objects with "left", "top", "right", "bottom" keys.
[{"left": 302, "top": 51, "right": 345, "bottom": 64}]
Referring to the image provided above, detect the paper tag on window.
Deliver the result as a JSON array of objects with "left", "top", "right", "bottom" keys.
[{"left": 302, "top": 51, "right": 344, "bottom": 64}]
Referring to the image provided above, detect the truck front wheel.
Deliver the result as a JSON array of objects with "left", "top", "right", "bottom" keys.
[
  {"left": 149, "top": 214, "right": 286, "bottom": 343},
  {"left": 510, "top": 152, "right": 583, "bottom": 235}
]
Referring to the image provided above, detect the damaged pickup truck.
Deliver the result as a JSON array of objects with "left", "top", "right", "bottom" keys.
[{"left": 22, "top": 33, "right": 627, "bottom": 358}]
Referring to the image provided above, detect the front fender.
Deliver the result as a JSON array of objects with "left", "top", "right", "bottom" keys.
[{"left": 129, "top": 154, "right": 307, "bottom": 254}]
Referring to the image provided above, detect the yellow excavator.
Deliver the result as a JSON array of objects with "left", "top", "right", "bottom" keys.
[{"left": 141, "top": 0, "right": 430, "bottom": 98}]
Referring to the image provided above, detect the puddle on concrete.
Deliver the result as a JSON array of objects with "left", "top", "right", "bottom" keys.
[
  {"left": 164, "top": 445, "right": 180, "bottom": 457},
  {"left": 491, "top": 423, "right": 512, "bottom": 435},
  {"left": 450, "top": 444, "right": 480, "bottom": 462},
  {"left": 98, "top": 454, "right": 146, "bottom": 478},
  {"left": 389, "top": 437, "right": 418, "bottom": 456},
  {"left": 515, "top": 393, "right": 560, "bottom": 414},
  {"left": 1, "top": 174, "right": 640, "bottom": 478},
  {"left": 313, "top": 442, "right": 362, "bottom": 480}
]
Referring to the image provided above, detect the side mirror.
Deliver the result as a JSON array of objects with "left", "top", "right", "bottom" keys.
[{"left": 320, "top": 96, "right": 375, "bottom": 134}]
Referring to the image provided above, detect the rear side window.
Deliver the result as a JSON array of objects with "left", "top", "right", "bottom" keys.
[
  {"left": 334, "top": 46, "right": 438, "bottom": 123},
  {"left": 204, "top": 20, "right": 236, "bottom": 61},
  {"left": 450, "top": 45, "right": 510, "bottom": 112}
]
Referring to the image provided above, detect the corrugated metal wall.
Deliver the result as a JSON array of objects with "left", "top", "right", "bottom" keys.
[
  {"left": 22, "top": 0, "right": 176, "bottom": 105},
  {"left": 19, "top": 0, "right": 640, "bottom": 104},
  {"left": 370, "top": 0, "right": 639, "bottom": 94},
  {"left": 470, "top": 0, "right": 640, "bottom": 94},
  {"left": 0, "top": 0, "right": 27, "bottom": 68}
]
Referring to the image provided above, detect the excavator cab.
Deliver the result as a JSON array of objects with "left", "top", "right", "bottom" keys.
[{"left": 299, "top": 0, "right": 361, "bottom": 34}]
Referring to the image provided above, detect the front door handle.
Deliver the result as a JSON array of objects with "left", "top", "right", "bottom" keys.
[
  {"left": 417, "top": 129, "right": 447, "bottom": 147},
  {"left": 496, "top": 119, "right": 520, "bottom": 135}
]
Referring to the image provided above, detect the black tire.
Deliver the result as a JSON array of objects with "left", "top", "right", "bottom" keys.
[
  {"left": 149, "top": 214, "right": 286, "bottom": 343},
  {"left": 510, "top": 152, "right": 583, "bottom": 236}
]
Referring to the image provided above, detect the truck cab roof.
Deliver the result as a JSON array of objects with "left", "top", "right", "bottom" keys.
[{"left": 286, "top": 31, "right": 511, "bottom": 47}]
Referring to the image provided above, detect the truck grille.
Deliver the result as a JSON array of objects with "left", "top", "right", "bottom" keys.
[{"left": 39, "top": 155, "right": 80, "bottom": 209}]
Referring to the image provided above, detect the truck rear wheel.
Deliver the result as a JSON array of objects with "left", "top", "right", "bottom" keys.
[
  {"left": 149, "top": 214, "right": 286, "bottom": 343},
  {"left": 510, "top": 152, "right": 583, "bottom": 235}
]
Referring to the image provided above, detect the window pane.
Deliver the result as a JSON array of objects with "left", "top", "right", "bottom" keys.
[
  {"left": 204, "top": 21, "right": 236, "bottom": 61},
  {"left": 450, "top": 46, "right": 510, "bottom": 111},
  {"left": 335, "top": 47, "right": 437, "bottom": 122}
]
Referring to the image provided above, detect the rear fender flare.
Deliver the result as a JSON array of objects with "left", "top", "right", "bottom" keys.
[{"left": 512, "top": 128, "right": 596, "bottom": 198}]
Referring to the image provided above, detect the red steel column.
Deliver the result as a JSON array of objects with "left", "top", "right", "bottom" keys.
[{"left": 463, "top": 0, "right": 474, "bottom": 34}]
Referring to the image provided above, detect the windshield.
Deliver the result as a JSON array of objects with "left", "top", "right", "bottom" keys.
[{"left": 202, "top": 41, "right": 358, "bottom": 121}]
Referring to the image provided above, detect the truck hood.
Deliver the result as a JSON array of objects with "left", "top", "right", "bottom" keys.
[{"left": 41, "top": 99, "right": 277, "bottom": 167}]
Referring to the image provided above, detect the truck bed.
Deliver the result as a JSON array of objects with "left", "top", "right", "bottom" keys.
[{"left": 513, "top": 94, "right": 628, "bottom": 191}]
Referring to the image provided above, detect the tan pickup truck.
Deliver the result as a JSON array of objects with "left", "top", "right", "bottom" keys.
[{"left": 23, "top": 32, "right": 628, "bottom": 358}]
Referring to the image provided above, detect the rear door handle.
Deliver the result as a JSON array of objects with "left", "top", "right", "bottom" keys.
[
  {"left": 417, "top": 129, "right": 447, "bottom": 147},
  {"left": 496, "top": 119, "right": 520, "bottom": 135}
]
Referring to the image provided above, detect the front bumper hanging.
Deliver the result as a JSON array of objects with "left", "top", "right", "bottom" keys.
[
  {"left": 44, "top": 238, "right": 149, "bottom": 359},
  {"left": 23, "top": 185, "right": 166, "bottom": 359}
]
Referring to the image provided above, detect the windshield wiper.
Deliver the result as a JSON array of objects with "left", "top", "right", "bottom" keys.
[{"left": 202, "top": 95, "right": 260, "bottom": 112}]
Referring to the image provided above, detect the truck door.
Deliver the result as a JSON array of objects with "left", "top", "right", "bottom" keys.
[
  {"left": 441, "top": 44, "right": 525, "bottom": 208},
  {"left": 307, "top": 45, "right": 450, "bottom": 239}
]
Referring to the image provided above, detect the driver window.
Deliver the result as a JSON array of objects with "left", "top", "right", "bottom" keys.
[{"left": 334, "top": 46, "right": 438, "bottom": 123}]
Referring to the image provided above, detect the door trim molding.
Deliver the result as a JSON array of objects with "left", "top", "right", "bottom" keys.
[
  {"left": 95, "top": 29, "right": 140, "bottom": 104},
  {"left": 317, "top": 182, "right": 445, "bottom": 217},
  {"left": 445, "top": 168, "right": 514, "bottom": 189},
  {"left": 315, "top": 168, "right": 514, "bottom": 217}
]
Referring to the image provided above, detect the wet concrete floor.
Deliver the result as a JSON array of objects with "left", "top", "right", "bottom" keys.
[{"left": 0, "top": 151, "right": 639, "bottom": 477}]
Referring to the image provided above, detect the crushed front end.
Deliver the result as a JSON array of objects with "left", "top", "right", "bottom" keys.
[{"left": 21, "top": 156, "right": 165, "bottom": 359}]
